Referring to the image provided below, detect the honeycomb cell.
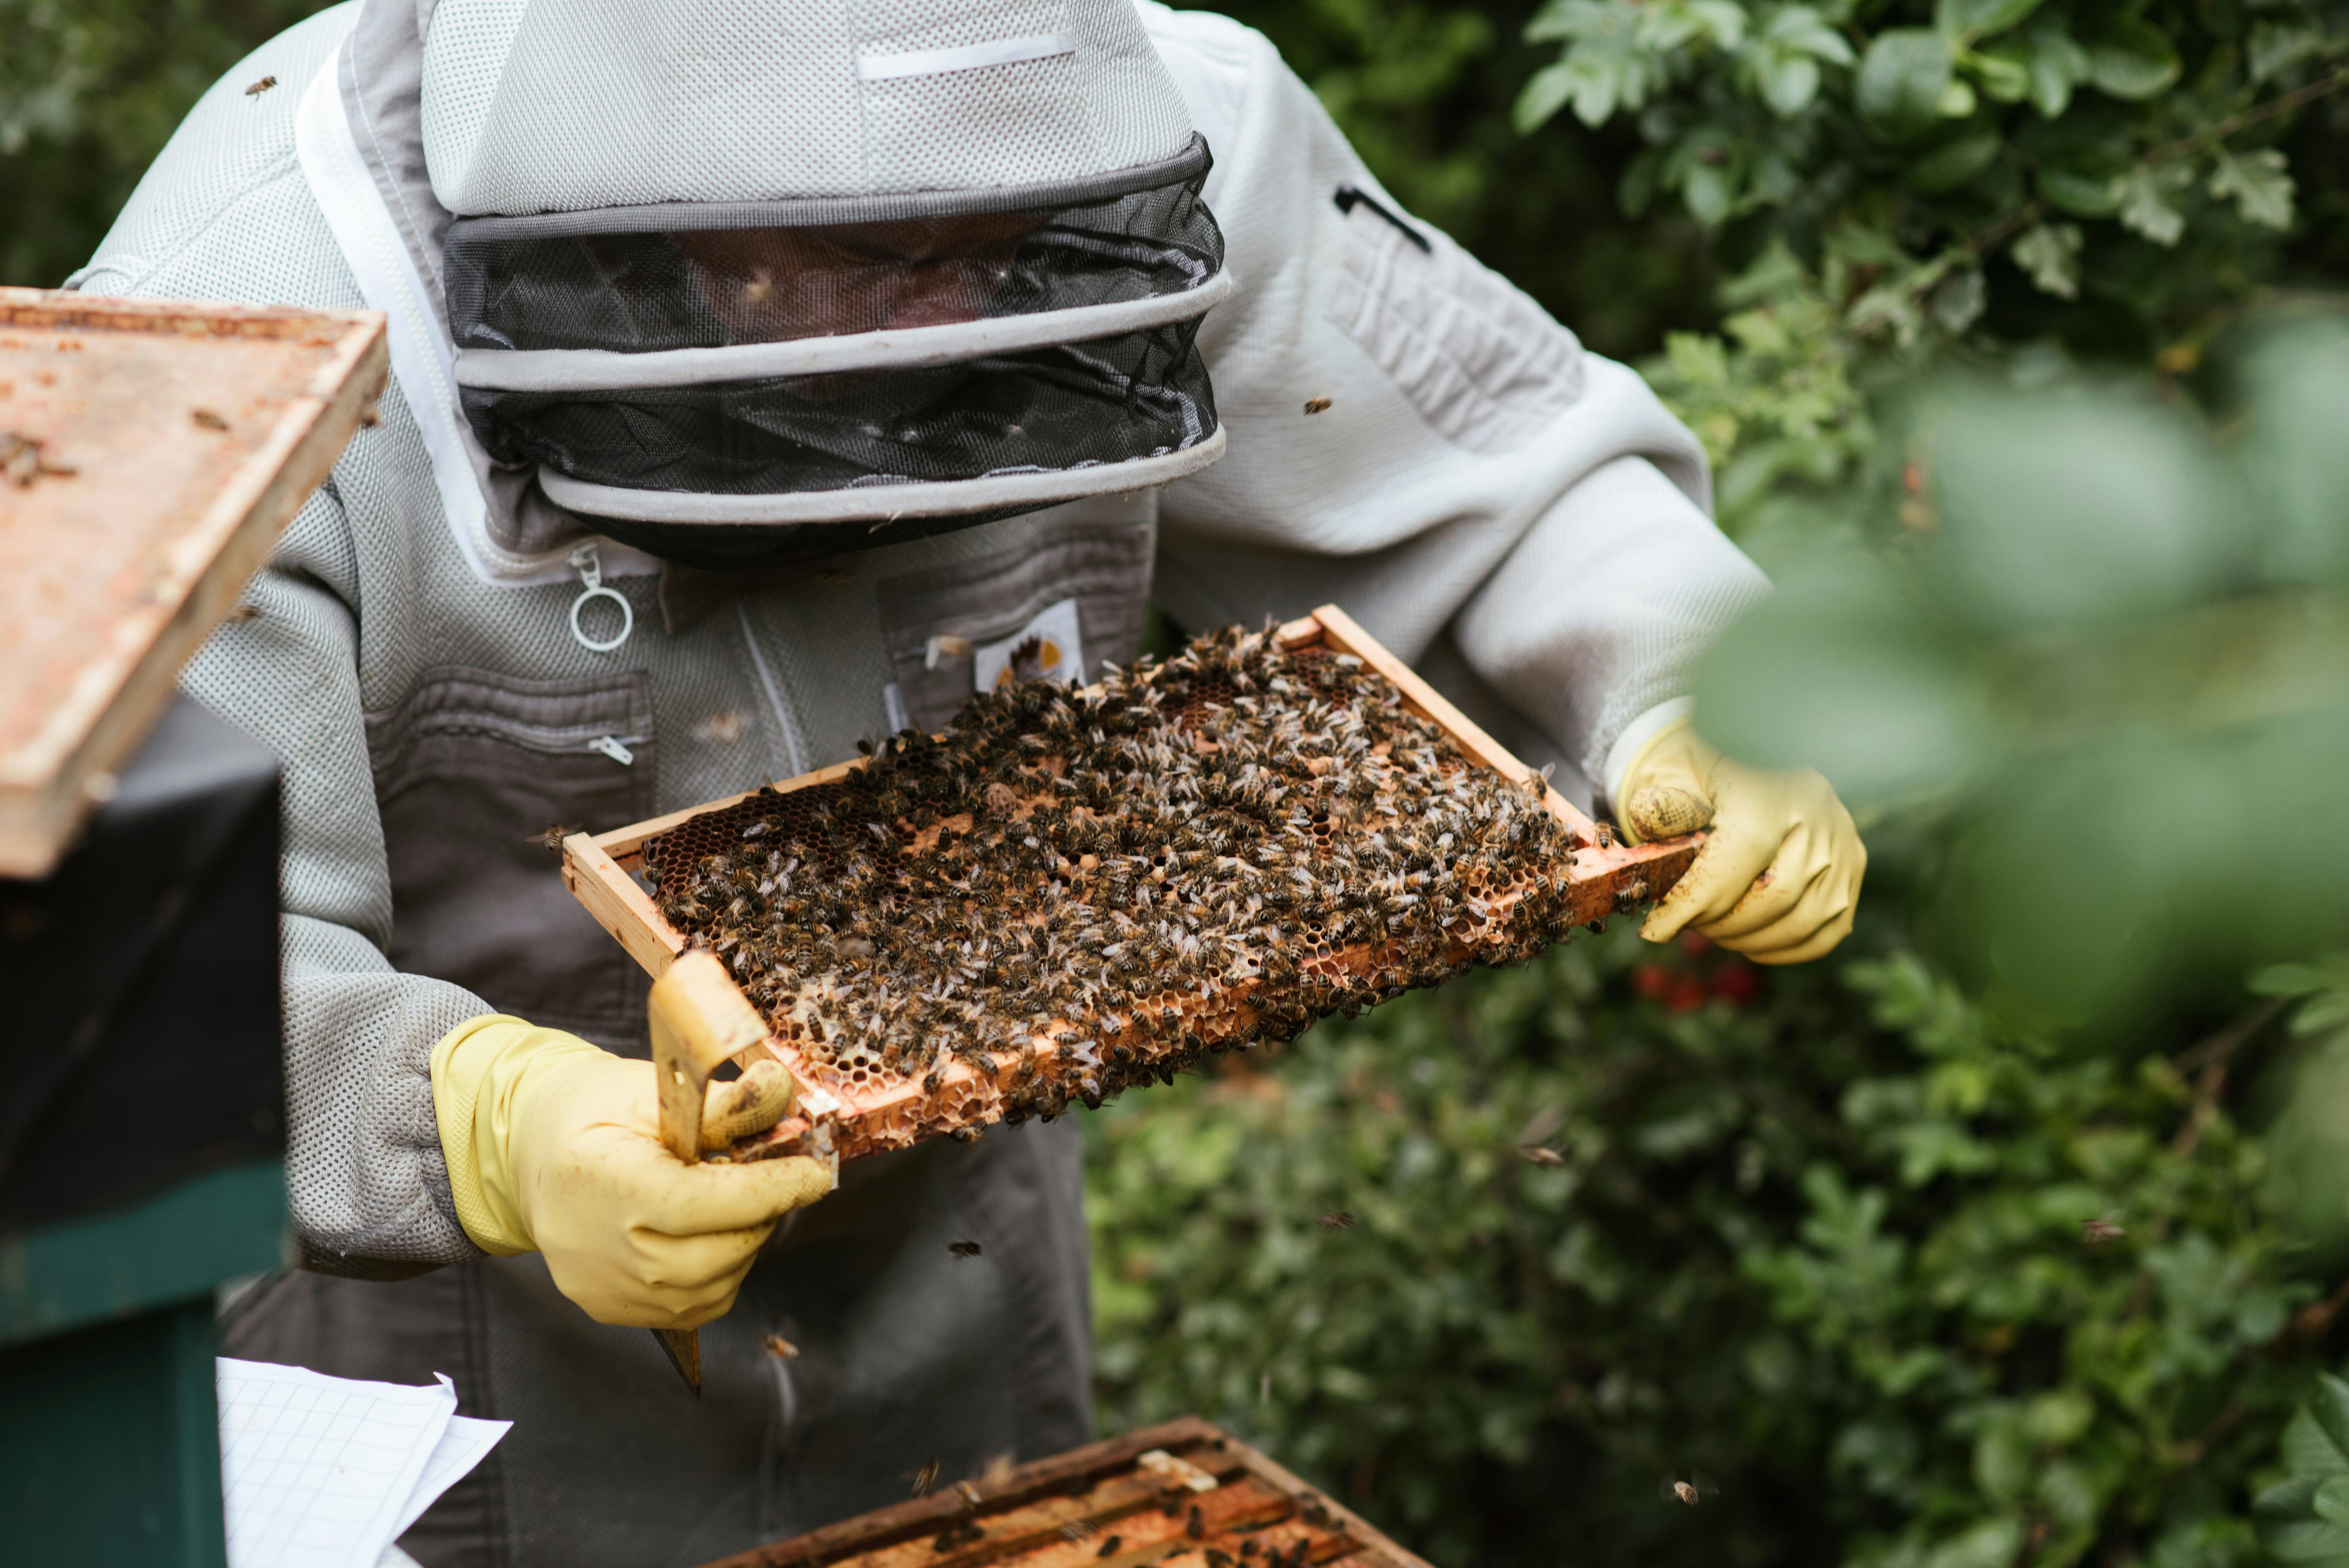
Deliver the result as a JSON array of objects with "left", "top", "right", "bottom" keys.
[{"left": 642, "top": 624, "right": 1584, "bottom": 1155}]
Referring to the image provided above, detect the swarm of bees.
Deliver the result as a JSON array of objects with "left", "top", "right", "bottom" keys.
[{"left": 644, "top": 622, "right": 1586, "bottom": 1149}]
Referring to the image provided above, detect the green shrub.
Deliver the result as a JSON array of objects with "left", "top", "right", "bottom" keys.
[
  {"left": 0, "top": 0, "right": 329, "bottom": 287},
  {"left": 1090, "top": 921, "right": 2332, "bottom": 1567}
]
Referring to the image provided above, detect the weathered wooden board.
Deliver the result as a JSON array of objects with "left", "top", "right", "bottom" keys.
[
  {"left": 692, "top": 1417, "right": 1438, "bottom": 1568},
  {"left": 0, "top": 289, "right": 387, "bottom": 876}
]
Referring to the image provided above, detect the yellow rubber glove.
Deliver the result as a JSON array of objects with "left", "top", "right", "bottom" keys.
[
  {"left": 430, "top": 1017, "right": 833, "bottom": 1329},
  {"left": 1616, "top": 718, "right": 1865, "bottom": 965}
]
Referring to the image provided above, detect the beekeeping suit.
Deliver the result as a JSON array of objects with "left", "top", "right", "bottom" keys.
[{"left": 72, "top": 0, "right": 1853, "bottom": 1561}]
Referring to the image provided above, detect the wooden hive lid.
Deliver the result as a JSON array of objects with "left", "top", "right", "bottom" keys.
[{"left": 0, "top": 289, "right": 387, "bottom": 877}]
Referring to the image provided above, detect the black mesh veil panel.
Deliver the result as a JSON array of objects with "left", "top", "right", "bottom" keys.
[
  {"left": 440, "top": 141, "right": 1228, "bottom": 563},
  {"left": 461, "top": 326, "right": 1213, "bottom": 493},
  {"left": 443, "top": 160, "right": 1223, "bottom": 354}
]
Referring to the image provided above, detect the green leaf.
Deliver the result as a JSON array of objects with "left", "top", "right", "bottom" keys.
[
  {"left": 1523, "top": 0, "right": 1603, "bottom": 45},
  {"left": 1765, "top": 7, "right": 1855, "bottom": 64},
  {"left": 1933, "top": 0, "right": 2043, "bottom": 45},
  {"left": 1906, "top": 125, "right": 2002, "bottom": 191},
  {"left": 2089, "top": 17, "right": 2182, "bottom": 100},
  {"left": 1928, "top": 385, "right": 2234, "bottom": 631},
  {"left": 1514, "top": 60, "right": 1582, "bottom": 132},
  {"left": 2288, "top": 1388, "right": 2349, "bottom": 1475},
  {"left": 2239, "top": 323, "right": 2349, "bottom": 586},
  {"left": 1686, "top": 0, "right": 1749, "bottom": 48},
  {"left": 1929, "top": 267, "right": 1986, "bottom": 332},
  {"left": 1681, "top": 159, "right": 1737, "bottom": 223},
  {"left": 2251, "top": 22, "right": 2326, "bottom": 84},
  {"left": 2210, "top": 148, "right": 2296, "bottom": 230},
  {"left": 2010, "top": 222, "right": 2082, "bottom": 299},
  {"left": 2117, "top": 162, "right": 2193, "bottom": 246},
  {"left": 1691, "top": 546, "right": 1994, "bottom": 799},
  {"left": 2037, "top": 165, "right": 2123, "bottom": 216},
  {"left": 2023, "top": 23, "right": 2091, "bottom": 116},
  {"left": 1962, "top": 45, "right": 2031, "bottom": 102},
  {"left": 1759, "top": 52, "right": 1822, "bottom": 116},
  {"left": 1858, "top": 29, "right": 1956, "bottom": 141},
  {"left": 2258, "top": 1378, "right": 2349, "bottom": 1564}
]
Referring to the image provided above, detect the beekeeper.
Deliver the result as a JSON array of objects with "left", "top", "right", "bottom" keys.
[{"left": 75, "top": 0, "right": 1862, "bottom": 1560}]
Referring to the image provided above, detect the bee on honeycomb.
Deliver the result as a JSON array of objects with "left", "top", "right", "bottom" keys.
[{"left": 644, "top": 623, "right": 1583, "bottom": 1144}]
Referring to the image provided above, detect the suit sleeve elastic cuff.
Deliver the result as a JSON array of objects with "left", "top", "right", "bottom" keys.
[
  {"left": 428, "top": 1014, "right": 540, "bottom": 1257},
  {"left": 1602, "top": 697, "right": 1695, "bottom": 817}
]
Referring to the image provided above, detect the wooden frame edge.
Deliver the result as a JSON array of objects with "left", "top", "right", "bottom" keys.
[
  {"left": 0, "top": 311, "right": 389, "bottom": 878},
  {"left": 691, "top": 1417, "right": 1437, "bottom": 1568},
  {"left": 567, "top": 604, "right": 1706, "bottom": 1159}
]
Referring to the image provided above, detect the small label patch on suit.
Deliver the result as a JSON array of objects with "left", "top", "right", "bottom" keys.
[{"left": 973, "top": 597, "right": 1085, "bottom": 691}]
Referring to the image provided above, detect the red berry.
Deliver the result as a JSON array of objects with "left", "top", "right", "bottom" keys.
[{"left": 1711, "top": 962, "right": 1761, "bottom": 1005}]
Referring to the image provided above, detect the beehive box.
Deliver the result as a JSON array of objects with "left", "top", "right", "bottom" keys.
[
  {"left": 0, "top": 289, "right": 387, "bottom": 877},
  {"left": 565, "top": 606, "right": 1700, "bottom": 1162},
  {"left": 691, "top": 1417, "right": 1434, "bottom": 1568}
]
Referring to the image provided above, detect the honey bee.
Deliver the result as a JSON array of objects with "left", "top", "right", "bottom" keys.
[
  {"left": 760, "top": 1332, "right": 800, "bottom": 1361},
  {"left": 530, "top": 823, "right": 581, "bottom": 852},
  {"left": 948, "top": 1239, "right": 983, "bottom": 1258},
  {"left": 909, "top": 1458, "right": 939, "bottom": 1496},
  {"left": 244, "top": 75, "right": 278, "bottom": 96},
  {"left": 644, "top": 619, "right": 1586, "bottom": 1152}
]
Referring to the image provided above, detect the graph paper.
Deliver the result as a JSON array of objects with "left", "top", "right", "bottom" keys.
[{"left": 216, "top": 1359, "right": 506, "bottom": 1568}]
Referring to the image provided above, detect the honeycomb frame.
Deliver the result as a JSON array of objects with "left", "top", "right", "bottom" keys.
[
  {"left": 563, "top": 605, "right": 1703, "bottom": 1163},
  {"left": 686, "top": 1415, "right": 1434, "bottom": 1568}
]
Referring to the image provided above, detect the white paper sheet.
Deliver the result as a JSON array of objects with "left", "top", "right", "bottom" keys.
[
  {"left": 388, "top": 1410, "right": 512, "bottom": 1541},
  {"left": 217, "top": 1359, "right": 509, "bottom": 1568}
]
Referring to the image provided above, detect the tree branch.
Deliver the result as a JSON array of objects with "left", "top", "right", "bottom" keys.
[{"left": 2169, "top": 999, "right": 2287, "bottom": 1160}]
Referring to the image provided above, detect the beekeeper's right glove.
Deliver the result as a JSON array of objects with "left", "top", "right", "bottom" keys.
[{"left": 430, "top": 1017, "right": 832, "bottom": 1329}]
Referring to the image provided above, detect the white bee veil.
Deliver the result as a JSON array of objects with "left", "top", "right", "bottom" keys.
[{"left": 420, "top": 0, "right": 1231, "bottom": 568}]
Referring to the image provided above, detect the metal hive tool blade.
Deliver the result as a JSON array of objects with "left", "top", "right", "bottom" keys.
[{"left": 654, "top": 1326, "right": 702, "bottom": 1396}]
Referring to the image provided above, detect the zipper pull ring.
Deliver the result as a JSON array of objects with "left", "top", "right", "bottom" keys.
[
  {"left": 568, "top": 542, "right": 634, "bottom": 654},
  {"left": 588, "top": 735, "right": 636, "bottom": 766}
]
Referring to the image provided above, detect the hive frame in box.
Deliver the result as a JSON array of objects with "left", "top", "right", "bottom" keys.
[
  {"left": 562, "top": 604, "right": 1703, "bottom": 1161},
  {"left": 690, "top": 1415, "right": 1434, "bottom": 1568},
  {"left": 0, "top": 289, "right": 388, "bottom": 877}
]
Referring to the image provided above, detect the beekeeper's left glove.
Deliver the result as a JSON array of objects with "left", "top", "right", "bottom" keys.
[
  {"left": 430, "top": 1017, "right": 831, "bottom": 1329},
  {"left": 1614, "top": 716, "right": 1864, "bottom": 964}
]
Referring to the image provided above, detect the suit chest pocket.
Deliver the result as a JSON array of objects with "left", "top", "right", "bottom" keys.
[{"left": 367, "top": 668, "right": 655, "bottom": 1050}]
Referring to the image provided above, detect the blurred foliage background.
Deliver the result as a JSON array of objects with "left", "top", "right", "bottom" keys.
[{"left": 11, "top": 0, "right": 2349, "bottom": 1564}]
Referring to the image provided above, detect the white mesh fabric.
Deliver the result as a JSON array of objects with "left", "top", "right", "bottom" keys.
[
  {"left": 65, "top": 5, "right": 353, "bottom": 299},
  {"left": 1137, "top": 0, "right": 1765, "bottom": 796},
  {"left": 420, "top": 0, "right": 1196, "bottom": 216}
]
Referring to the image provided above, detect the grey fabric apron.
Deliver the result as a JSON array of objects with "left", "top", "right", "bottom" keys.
[
  {"left": 224, "top": 1121, "right": 1093, "bottom": 1568},
  {"left": 219, "top": 525, "right": 1123, "bottom": 1563},
  {"left": 220, "top": 514, "right": 1145, "bottom": 1567}
]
